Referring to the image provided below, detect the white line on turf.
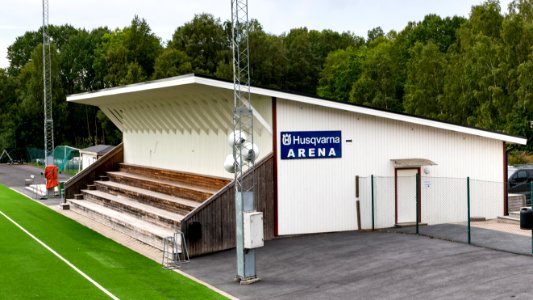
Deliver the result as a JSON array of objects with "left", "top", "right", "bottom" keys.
[{"left": 0, "top": 210, "right": 119, "bottom": 300}]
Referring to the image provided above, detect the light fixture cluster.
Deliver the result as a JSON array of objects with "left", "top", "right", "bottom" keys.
[{"left": 224, "top": 130, "right": 260, "bottom": 173}]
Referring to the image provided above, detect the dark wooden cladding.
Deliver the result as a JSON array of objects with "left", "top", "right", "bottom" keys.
[
  {"left": 64, "top": 143, "right": 123, "bottom": 199},
  {"left": 181, "top": 153, "right": 275, "bottom": 257}
]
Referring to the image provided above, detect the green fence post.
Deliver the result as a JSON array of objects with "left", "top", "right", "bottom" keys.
[
  {"left": 371, "top": 175, "right": 374, "bottom": 231},
  {"left": 467, "top": 177, "right": 471, "bottom": 245},
  {"left": 416, "top": 173, "right": 419, "bottom": 235}
]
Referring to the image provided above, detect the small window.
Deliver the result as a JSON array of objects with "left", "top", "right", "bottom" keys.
[{"left": 517, "top": 170, "right": 528, "bottom": 181}]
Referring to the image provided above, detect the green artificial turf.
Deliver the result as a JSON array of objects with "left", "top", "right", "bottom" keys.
[{"left": 0, "top": 185, "right": 226, "bottom": 299}]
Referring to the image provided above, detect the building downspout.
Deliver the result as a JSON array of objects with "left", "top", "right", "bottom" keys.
[
  {"left": 504, "top": 142, "right": 508, "bottom": 216},
  {"left": 272, "top": 97, "right": 278, "bottom": 236}
]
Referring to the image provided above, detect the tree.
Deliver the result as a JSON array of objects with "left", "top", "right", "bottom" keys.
[
  {"left": 469, "top": 0, "right": 503, "bottom": 38},
  {"left": 6, "top": 31, "right": 41, "bottom": 77},
  {"left": 367, "top": 27, "right": 384, "bottom": 44},
  {"left": 123, "top": 16, "right": 162, "bottom": 77},
  {"left": 282, "top": 28, "right": 362, "bottom": 94},
  {"left": 397, "top": 15, "right": 466, "bottom": 54},
  {"left": 59, "top": 27, "right": 109, "bottom": 94},
  {"left": 93, "top": 16, "right": 162, "bottom": 88},
  {"left": 169, "top": 13, "right": 226, "bottom": 76},
  {"left": 11, "top": 43, "right": 63, "bottom": 149},
  {"left": 403, "top": 42, "right": 446, "bottom": 118},
  {"left": 0, "top": 69, "right": 17, "bottom": 150},
  {"left": 317, "top": 46, "right": 366, "bottom": 101},
  {"left": 350, "top": 38, "right": 403, "bottom": 111},
  {"left": 246, "top": 20, "right": 287, "bottom": 89},
  {"left": 153, "top": 48, "right": 192, "bottom": 79}
]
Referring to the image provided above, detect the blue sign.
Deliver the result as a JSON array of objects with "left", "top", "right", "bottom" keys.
[{"left": 280, "top": 131, "right": 342, "bottom": 160}]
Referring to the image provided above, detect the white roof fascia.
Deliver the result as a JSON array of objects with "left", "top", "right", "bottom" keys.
[
  {"left": 195, "top": 76, "right": 526, "bottom": 145},
  {"left": 67, "top": 75, "right": 527, "bottom": 145},
  {"left": 67, "top": 74, "right": 196, "bottom": 102}
]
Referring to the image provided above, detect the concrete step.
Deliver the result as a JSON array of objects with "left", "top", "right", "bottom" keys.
[
  {"left": 94, "top": 180, "right": 199, "bottom": 215},
  {"left": 81, "top": 189, "right": 184, "bottom": 229},
  {"left": 509, "top": 211, "right": 521, "bottom": 219},
  {"left": 499, "top": 210, "right": 529, "bottom": 224},
  {"left": 497, "top": 216, "right": 519, "bottom": 225},
  {"left": 107, "top": 171, "right": 215, "bottom": 202},
  {"left": 395, "top": 222, "right": 428, "bottom": 228},
  {"left": 68, "top": 199, "right": 178, "bottom": 251}
]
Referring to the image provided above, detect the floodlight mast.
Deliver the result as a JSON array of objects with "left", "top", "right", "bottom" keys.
[
  {"left": 231, "top": 0, "right": 258, "bottom": 283},
  {"left": 42, "top": 0, "right": 54, "bottom": 165}
]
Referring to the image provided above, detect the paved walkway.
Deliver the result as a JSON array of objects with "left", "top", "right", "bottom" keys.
[{"left": 390, "top": 221, "right": 533, "bottom": 256}]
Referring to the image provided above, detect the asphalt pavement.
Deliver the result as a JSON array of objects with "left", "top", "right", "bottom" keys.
[{"left": 181, "top": 230, "right": 533, "bottom": 299}]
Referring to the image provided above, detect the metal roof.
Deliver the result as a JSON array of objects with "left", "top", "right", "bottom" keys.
[
  {"left": 67, "top": 74, "right": 527, "bottom": 145},
  {"left": 80, "top": 144, "right": 114, "bottom": 155},
  {"left": 391, "top": 158, "right": 438, "bottom": 168}
]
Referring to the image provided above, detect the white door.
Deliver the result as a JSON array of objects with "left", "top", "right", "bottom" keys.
[{"left": 396, "top": 169, "right": 419, "bottom": 224}]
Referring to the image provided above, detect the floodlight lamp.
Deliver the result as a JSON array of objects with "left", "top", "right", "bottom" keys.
[
  {"left": 242, "top": 142, "right": 259, "bottom": 162},
  {"left": 224, "top": 154, "right": 237, "bottom": 173},
  {"left": 228, "top": 130, "right": 247, "bottom": 147}
]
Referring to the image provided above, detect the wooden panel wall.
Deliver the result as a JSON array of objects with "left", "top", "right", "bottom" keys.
[
  {"left": 181, "top": 153, "right": 275, "bottom": 257},
  {"left": 64, "top": 143, "right": 124, "bottom": 199}
]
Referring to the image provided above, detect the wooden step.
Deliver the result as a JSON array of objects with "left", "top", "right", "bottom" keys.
[
  {"left": 68, "top": 199, "right": 178, "bottom": 251},
  {"left": 94, "top": 180, "right": 199, "bottom": 215},
  {"left": 107, "top": 171, "right": 215, "bottom": 202},
  {"left": 119, "top": 163, "right": 230, "bottom": 190},
  {"left": 81, "top": 189, "right": 184, "bottom": 229}
]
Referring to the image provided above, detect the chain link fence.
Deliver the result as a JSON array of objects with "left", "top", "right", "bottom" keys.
[{"left": 358, "top": 175, "right": 533, "bottom": 256}]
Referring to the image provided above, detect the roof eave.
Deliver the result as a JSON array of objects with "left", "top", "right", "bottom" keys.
[{"left": 66, "top": 74, "right": 528, "bottom": 145}]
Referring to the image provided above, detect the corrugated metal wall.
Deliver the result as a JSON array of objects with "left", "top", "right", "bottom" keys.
[{"left": 276, "top": 100, "right": 504, "bottom": 235}]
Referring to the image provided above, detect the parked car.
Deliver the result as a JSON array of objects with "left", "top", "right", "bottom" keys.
[{"left": 508, "top": 166, "right": 533, "bottom": 204}]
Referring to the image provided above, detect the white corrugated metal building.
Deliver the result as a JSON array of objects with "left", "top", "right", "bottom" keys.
[
  {"left": 80, "top": 144, "right": 114, "bottom": 170},
  {"left": 67, "top": 74, "right": 527, "bottom": 236}
]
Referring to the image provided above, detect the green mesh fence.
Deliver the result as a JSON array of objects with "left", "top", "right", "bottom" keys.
[
  {"left": 26, "top": 146, "right": 81, "bottom": 175},
  {"left": 53, "top": 146, "right": 80, "bottom": 174},
  {"left": 27, "top": 147, "right": 45, "bottom": 165}
]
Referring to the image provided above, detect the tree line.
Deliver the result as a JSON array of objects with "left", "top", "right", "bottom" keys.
[{"left": 0, "top": 0, "right": 531, "bottom": 161}]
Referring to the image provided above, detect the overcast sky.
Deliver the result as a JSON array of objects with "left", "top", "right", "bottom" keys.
[{"left": 0, "top": 0, "right": 513, "bottom": 69}]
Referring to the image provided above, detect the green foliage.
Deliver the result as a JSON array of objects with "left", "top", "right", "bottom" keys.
[
  {"left": 508, "top": 151, "right": 533, "bottom": 165},
  {"left": 317, "top": 46, "right": 366, "bottom": 101},
  {"left": 169, "top": 13, "right": 226, "bottom": 76},
  {"left": 350, "top": 38, "right": 404, "bottom": 111},
  {"left": 283, "top": 27, "right": 361, "bottom": 94},
  {"left": 153, "top": 48, "right": 192, "bottom": 79},
  {"left": 2, "top": 1, "right": 532, "bottom": 153},
  {"left": 404, "top": 42, "right": 446, "bottom": 118}
]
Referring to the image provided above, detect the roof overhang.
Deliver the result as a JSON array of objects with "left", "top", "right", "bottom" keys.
[
  {"left": 391, "top": 158, "right": 437, "bottom": 168},
  {"left": 67, "top": 74, "right": 528, "bottom": 145}
]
